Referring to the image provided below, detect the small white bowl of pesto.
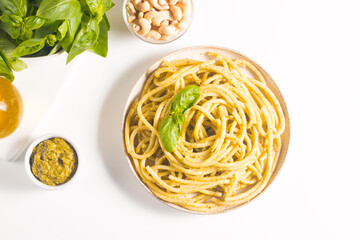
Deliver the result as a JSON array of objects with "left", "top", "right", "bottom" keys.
[{"left": 24, "top": 134, "right": 79, "bottom": 190}]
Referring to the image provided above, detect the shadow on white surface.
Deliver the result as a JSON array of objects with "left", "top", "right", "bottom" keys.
[
  {"left": 97, "top": 55, "right": 185, "bottom": 216},
  {"left": 106, "top": 0, "right": 131, "bottom": 35},
  {"left": 0, "top": 151, "right": 35, "bottom": 191}
]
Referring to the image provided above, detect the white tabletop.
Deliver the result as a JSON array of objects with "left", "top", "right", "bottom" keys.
[{"left": 1, "top": 0, "right": 359, "bottom": 239}]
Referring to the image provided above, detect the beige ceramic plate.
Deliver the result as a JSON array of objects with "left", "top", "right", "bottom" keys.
[{"left": 122, "top": 46, "right": 290, "bottom": 214}]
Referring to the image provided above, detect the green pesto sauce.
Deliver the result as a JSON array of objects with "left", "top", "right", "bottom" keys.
[{"left": 30, "top": 137, "right": 77, "bottom": 186}]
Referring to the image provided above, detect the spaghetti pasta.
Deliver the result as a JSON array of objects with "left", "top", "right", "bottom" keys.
[{"left": 124, "top": 52, "right": 285, "bottom": 213}]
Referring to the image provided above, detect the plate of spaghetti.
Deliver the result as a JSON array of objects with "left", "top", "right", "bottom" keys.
[{"left": 123, "top": 46, "right": 290, "bottom": 214}]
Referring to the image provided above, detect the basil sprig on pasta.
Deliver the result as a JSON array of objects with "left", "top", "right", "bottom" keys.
[{"left": 160, "top": 85, "right": 201, "bottom": 152}]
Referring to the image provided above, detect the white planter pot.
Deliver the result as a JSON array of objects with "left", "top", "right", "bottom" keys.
[{"left": 0, "top": 52, "right": 75, "bottom": 161}]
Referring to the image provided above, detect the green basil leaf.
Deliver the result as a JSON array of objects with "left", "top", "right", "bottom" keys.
[
  {"left": 104, "top": 0, "right": 115, "bottom": 11},
  {"left": 160, "top": 86, "right": 201, "bottom": 152},
  {"left": 103, "top": 13, "right": 110, "bottom": 30},
  {"left": 86, "top": 0, "right": 104, "bottom": 15},
  {"left": 20, "top": 24, "right": 33, "bottom": 40},
  {"left": 0, "top": 21, "right": 20, "bottom": 39},
  {"left": 0, "top": 55, "right": 14, "bottom": 82},
  {"left": 0, "top": 49, "right": 27, "bottom": 72},
  {"left": 160, "top": 115, "right": 182, "bottom": 152},
  {"left": 0, "top": 15, "right": 23, "bottom": 27},
  {"left": 24, "top": 16, "right": 45, "bottom": 30},
  {"left": 48, "top": 42, "right": 62, "bottom": 55},
  {"left": 12, "top": 37, "right": 46, "bottom": 57},
  {"left": 172, "top": 113, "right": 185, "bottom": 125},
  {"left": 56, "top": 21, "right": 68, "bottom": 41},
  {"left": 46, "top": 34, "right": 57, "bottom": 46},
  {"left": 66, "top": 18, "right": 99, "bottom": 63},
  {"left": 37, "top": 0, "right": 81, "bottom": 20},
  {"left": 6, "top": 55, "right": 27, "bottom": 71},
  {"left": 34, "top": 19, "right": 62, "bottom": 38},
  {"left": 0, "top": 28, "right": 9, "bottom": 38},
  {"left": 28, "top": 0, "right": 41, "bottom": 8},
  {"left": 0, "top": 37, "right": 27, "bottom": 70},
  {"left": 0, "top": 37, "right": 16, "bottom": 55},
  {"left": 59, "top": 13, "right": 82, "bottom": 52},
  {"left": 78, "top": 0, "right": 90, "bottom": 11},
  {"left": 0, "top": 0, "right": 28, "bottom": 17},
  {"left": 90, "top": 18, "right": 107, "bottom": 57},
  {"left": 170, "top": 85, "right": 201, "bottom": 115}
]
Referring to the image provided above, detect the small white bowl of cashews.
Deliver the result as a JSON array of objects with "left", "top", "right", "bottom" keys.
[{"left": 123, "top": 0, "right": 193, "bottom": 44}]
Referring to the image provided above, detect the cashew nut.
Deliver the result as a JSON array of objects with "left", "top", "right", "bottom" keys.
[
  {"left": 160, "top": 20, "right": 169, "bottom": 26},
  {"left": 127, "top": 14, "right": 137, "bottom": 23},
  {"left": 144, "top": 10, "right": 174, "bottom": 26},
  {"left": 137, "top": 18, "right": 151, "bottom": 36},
  {"left": 170, "top": 20, "right": 178, "bottom": 27},
  {"left": 170, "top": 5, "right": 182, "bottom": 21},
  {"left": 145, "top": 30, "right": 161, "bottom": 40},
  {"left": 126, "top": 2, "right": 136, "bottom": 15},
  {"left": 169, "top": 0, "right": 178, "bottom": 6},
  {"left": 160, "top": 34, "right": 171, "bottom": 41},
  {"left": 177, "top": 2, "right": 189, "bottom": 16},
  {"left": 158, "top": 25, "right": 178, "bottom": 36},
  {"left": 149, "top": 0, "right": 169, "bottom": 10},
  {"left": 177, "top": 21, "right": 187, "bottom": 30},
  {"left": 132, "top": 21, "right": 140, "bottom": 31},
  {"left": 138, "top": 12, "right": 144, "bottom": 18},
  {"left": 135, "top": 0, "right": 151, "bottom": 12}
]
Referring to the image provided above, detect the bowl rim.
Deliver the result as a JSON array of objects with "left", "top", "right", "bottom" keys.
[
  {"left": 122, "top": 45, "right": 291, "bottom": 214},
  {"left": 122, "top": 0, "right": 194, "bottom": 44},
  {"left": 24, "top": 133, "right": 80, "bottom": 190}
]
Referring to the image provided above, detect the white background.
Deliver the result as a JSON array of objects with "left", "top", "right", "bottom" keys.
[{"left": 1, "top": 0, "right": 360, "bottom": 239}]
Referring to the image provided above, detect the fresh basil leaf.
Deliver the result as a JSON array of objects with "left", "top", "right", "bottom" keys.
[
  {"left": 37, "top": 0, "right": 81, "bottom": 20},
  {"left": 24, "top": 16, "right": 45, "bottom": 30},
  {"left": 86, "top": 0, "right": 104, "bottom": 16},
  {"left": 0, "top": 21, "right": 20, "bottom": 39},
  {"left": 104, "top": 0, "right": 114, "bottom": 11},
  {"left": 90, "top": 18, "right": 107, "bottom": 57},
  {"left": 59, "top": 13, "right": 82, "bottom": 52},
  {"left": 0, "top": 0, "right": 28, "bottom": 17},
  {"left": 66, "top": 18, "right": 99, "bottom": 63},
  {"left": 48, "top": 42, "right": 62, "bottom": 55},
  {"left": 46, "top": 34, "right": 57, "bottom": 46},
  {"left": 0, "top": 37, "right": 17, "bottom": 55},
  {"left": 0, "top": 15, "right": 23, "bottom": 27},
  {"left": 56, "top": 21, "right": 68, "bottom": 41},
  {"left": 0, "top": 28, "right": 9, "bottom": 38},
  {"left": 12, "top": 37, "right": 46, "bottom": 57},
  {"left": 172, "top": 113, "right": 185, "bottom": 125},
  {"left": 28, "top": 0, "right": 41, "bottom": 8},
  {"left": 0, "top": 49, "right": 27, "bottom": 72},
  {"left": 103, "top": 13, "right": 110, "bottom": 30},
  {"left": 34, "top": 19, "right": 62, "bottom": 38},
  {"left": 0, "top": 55, "right": 14, "bottom": 82},
  {"left": 160, "top": 86, "right": 201, "bottom": 152},
  {"left": 78, "top": 0, "right": 90, "bottom": 11},
  {"left": 170, "top": 85, "right": 201, "bottom": 115},
  {"left": 6, "top": 55, "right": 27, "bottom": 71},
  {"left": 20, "top": 24, "right": 33, "bottom": 40},
  {"left": 0, "top": 38, "right": 27, "bottom": 72},
  {"left": 160, "top": 115, "right": 182, "bottom": 152}
]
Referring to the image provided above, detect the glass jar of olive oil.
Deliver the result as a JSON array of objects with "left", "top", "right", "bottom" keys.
[{"left": 0, "top": 77, "right": 24, "bottom": 138}]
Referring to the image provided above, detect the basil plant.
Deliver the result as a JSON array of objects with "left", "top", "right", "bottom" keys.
[{"left": 0, "top": 0, "right": 114, "bottom": 82}]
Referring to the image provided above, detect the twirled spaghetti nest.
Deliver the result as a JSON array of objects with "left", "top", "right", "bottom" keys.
[{"left": 125, "top": 52, "right": 285, "bottom": 213}]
